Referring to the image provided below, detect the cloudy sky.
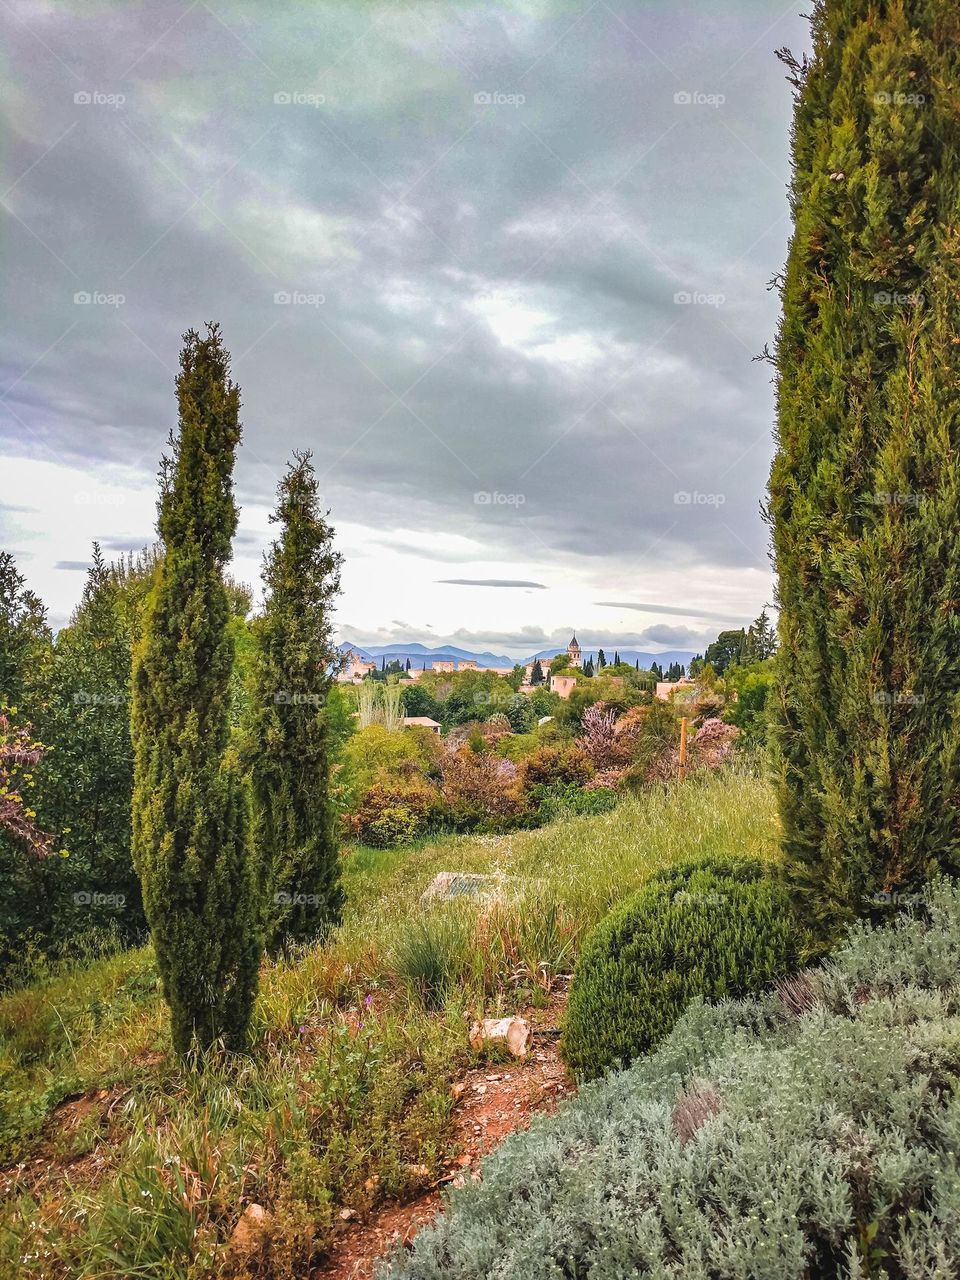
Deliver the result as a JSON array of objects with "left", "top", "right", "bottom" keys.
[{"left": 1, "top": 0, "right": 809, "bottom": 656}]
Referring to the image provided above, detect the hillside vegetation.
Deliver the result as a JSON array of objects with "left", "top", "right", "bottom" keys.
[
  {"left": 388, "top": 878, "right": 960, "bottom": 1280},
  {"left": 0, "top": 768, "right": 776, "bottom": 1278}
]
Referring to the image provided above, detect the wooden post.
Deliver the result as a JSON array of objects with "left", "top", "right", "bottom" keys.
[{"left": 678, "top": 716, "right": 689, "bottom": 781}]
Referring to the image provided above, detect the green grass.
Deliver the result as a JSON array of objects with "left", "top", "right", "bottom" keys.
[{"left": 0, "top": 767, "right": 777, "bottom": 1279}]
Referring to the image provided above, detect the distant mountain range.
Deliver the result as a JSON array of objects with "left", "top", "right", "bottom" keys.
[{"left": 338, "top": 641, "right": 698, "bottom": 670}]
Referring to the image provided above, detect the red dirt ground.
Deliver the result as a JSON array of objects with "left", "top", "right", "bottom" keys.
[{"left": 312, "top": 991, "right": 574, "bottom": 1280}]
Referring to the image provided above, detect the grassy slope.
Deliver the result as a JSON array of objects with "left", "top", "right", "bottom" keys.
[{"left": 0, "top": 768, "right": 776, "bottom": 1279}]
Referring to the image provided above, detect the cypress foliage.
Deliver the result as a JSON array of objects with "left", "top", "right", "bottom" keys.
[
  {"left": 131, "top": 324, "right": 259, "bottom": 1057},
  {"left": 769, "top": 1, "right": 960, "bottom": 941},
  {"left": 251, "top": 451, "right": 344, "bottom": 952}
]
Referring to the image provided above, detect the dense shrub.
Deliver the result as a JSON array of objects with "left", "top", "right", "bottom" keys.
[
  {"left": 345, "top": 781, "right": 441, "bottom": 847},
  {"left": 561, "top": 856, "right": 797, "bottom": 1079},
  {"left": 386, "top": 879, "right": 960, "bottom": 1280},
  {"left": 439, "top": 748, "right": 524, "bottom": 831},
  {"left": 518, "top": 743, "right": 593, "bottom": 789}
]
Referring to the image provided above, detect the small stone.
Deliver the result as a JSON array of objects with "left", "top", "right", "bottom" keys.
[
  {"left": 339, "top": 1207, "right": 356, "bottom": 1221},
  {"left": 230, "top": 1203, "right": 271, "bottom": 1256},
  {"left": 468, "top": 1017, "right": 531, "bottom": 1058}
]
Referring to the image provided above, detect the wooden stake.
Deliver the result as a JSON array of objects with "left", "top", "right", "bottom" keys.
[{"left": 678, "top": 716, "right": 689, "bottom": 781}]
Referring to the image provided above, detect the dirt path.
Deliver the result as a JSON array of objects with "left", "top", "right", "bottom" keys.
[{"left": 313, "top": 992, "right": 574, "bottom": 1280}]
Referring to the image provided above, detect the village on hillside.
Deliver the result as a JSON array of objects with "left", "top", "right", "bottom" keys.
[{"left": 338, "top": 633, "right": 695, "bottom": 710}]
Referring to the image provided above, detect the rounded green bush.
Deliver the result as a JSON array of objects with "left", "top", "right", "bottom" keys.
[{"left": 562, "top": 856, "right": 797, "bottom": 1080}]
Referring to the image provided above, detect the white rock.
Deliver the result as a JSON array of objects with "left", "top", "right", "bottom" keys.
[{"left": 468, "top": 1016, "right": 531, "bottom": 1058}]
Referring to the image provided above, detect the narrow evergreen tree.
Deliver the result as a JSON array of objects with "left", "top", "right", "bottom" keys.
[
  {"left": 597, "top": 649, "right": 607, "bottom": 669},
  {"left": 769, "top": 1, "right": 960, "bottom": 940},
  {"left": 531, "top": 658, "right": 544, "bottom": 686},
  {"left": 131, "top": 324, "right": 259, "bottom": 1057},
  {"left": 251, "top": 451, "right": 344, "bottom": 952}
]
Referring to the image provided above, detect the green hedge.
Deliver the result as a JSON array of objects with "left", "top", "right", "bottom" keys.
[
  {"left": 561, "top": 856, "right": 797, "bottom": 1079},
  {"left": 386, "top": 879, "right": 960, "bottom": 1280}
]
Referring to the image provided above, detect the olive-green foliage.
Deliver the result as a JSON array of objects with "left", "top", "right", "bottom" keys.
[
  {"left": 130, "top": 324, "right": 259, "bottom": 1057},
  {"left": 33, "top": 547, "right": 156, "bottom": 952},
  {"left": 388, "top": 879, "right": 960, "bottom": 1280},
  {"left": 249, "top": 451, "right": 344, "bottom": 952},
  {"left": 769, "top": 0, "right": 960, "bottom": 943},
  {"left": 562, "top": 856, "right": 797, "bottom": 1080}
]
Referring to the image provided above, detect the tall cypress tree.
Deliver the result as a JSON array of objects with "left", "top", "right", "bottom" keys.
[
  {"left": 131, "top": 324, "right": 259, "bottom": 1057},
  {"left": 250, "top": 451, "right": 344, "bottom": 952},
  {"left": 769, "top": 1, "right": 960, "bottom": 941}
]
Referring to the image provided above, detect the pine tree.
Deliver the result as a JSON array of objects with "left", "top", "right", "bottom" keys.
[
  {"left": 769, "top": 1, "right": 960, "bottom": 941},
  {"left": 747, "top": 607, "right": 777, "bottom": 661},
  {"left": 250, "top": 452, "right": 344, "bottom": 952},
  {"left": 531, "top": 659, "right": 544, "bottom": 686},
  {"left": 597, "top": 649, "right": 607, "bottom": 669},
  {"left": 131, "top": 324, "right": 259, "bottom": 1057}
]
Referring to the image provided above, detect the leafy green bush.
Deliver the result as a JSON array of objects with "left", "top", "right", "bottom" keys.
[
  {"left": 561, "top": 856, "right": 797, "bottom": 1079},
  {"left": 346, "top": 781, "right": 441, "bottom": 847},
  {"left": 386, "top": 879, "right": 960, "bottom": 1280}
]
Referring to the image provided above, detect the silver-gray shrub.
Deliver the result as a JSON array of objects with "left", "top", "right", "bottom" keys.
[{"left": 383, "top": 879, "right": 960, "bottom": 1280}]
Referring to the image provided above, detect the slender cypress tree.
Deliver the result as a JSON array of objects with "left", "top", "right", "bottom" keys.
[
  {"left": 769, "top": 1, "right": 960, "bottom": 941},
  {"left": 251, "top": 451, "right": 344, "bottom": 952},
  {"left": 131, "top": 324, "right": 259, "bottom": 1057}
]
